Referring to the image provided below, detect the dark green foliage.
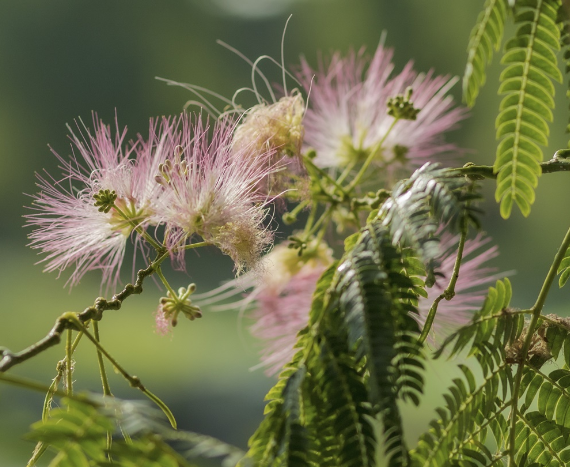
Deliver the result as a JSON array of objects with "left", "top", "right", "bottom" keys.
[
  {"left": 336, "top": 222, "right": 424, "bottom": 465},
  {"left": 379, "top": 163, "right": 480, "bottom": 263},
  {"left": 494, "top": 0, "right": 562, "bottom": 218},
  {"left": 28, "top": 397, "right": 247, "bottom": 467},
  {"left": 411, "top": 279, "right": 525, "bottom": 467},
  {"left": 463, "top": 0, "right": 509, "bottom": 106},
  {"left": 316, "top": 337, "right": 376, "bottom": 467},
  {"left": 242, "top": 218, "right": 427, "bottom": 467}
]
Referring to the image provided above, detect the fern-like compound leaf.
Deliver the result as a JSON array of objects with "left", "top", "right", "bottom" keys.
[
  {"left": 379, "top": 163, "right": 480, "bottom": 263},
  {"left": 411, "top": 363, "right": 511, "bottom": 467},
  {"left": 495, "top": 0, "right": 562, "bottom": 218},
  {"left": 463, "top": 0, "right": 510, "bottom": 106},
  {"left": 316, "top": 337, "right": 376, "bottom": 467},
  {"left": 435, "top": 278, "right": 522, "bottom": 361},
  {"left": 514, "top": 411, "right": 570, "bottom": 465},
  {"left": 335, "top": 222, "right": 425, "bottom": 466}
]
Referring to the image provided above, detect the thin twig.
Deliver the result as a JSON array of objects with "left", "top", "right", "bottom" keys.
[
  {"left": 451, "top": 158, "right": 570, "bottom": 180},
  {"left": 0, "top": 252, "right": 166, "bottom": 373}
]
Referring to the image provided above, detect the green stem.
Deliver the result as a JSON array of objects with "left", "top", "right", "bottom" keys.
[
  {"left": 183, "top": 241, "right": 211, "bottom": 251},
  {"left": 304, "top": 203, "right": 318, "bottom": 234},
  {"left": 26, "top": 443, "right": 48, "bottom": 467},
  {"left": 304, "top": 206, "right": 333, "bottom": 242},
  {"left": 42, "top": 361, "right": 64, "bottom": 421},
  {"left": 65, "top": 329, "right": 73, "bottom": 396},
  {"left": 418, "top": 226, "right": 468, "bottom": 345},
  {"left": 155, "top": 266, "right": 177, "bottom": 298},
  {"left": 347, "top": 117, "right": 399, "bottom": 191},
  {"left": 287, "top": 199, "right": 310, "bottom": 220},
  {"left": 303, "top": 155, "right": 350, "bottom": 198},
  {"left": 450, "top": 158, "right": 570, "bottom": 180},
  {"left": 93, "top": 320, "right": 114, "bottom": 461},
  {"left": 508, "top": 224, "right": 570, "bottom": 467},
  {"left": 93, "top": 322, "right": 112, "bottom": 397},
  {"left": 0, "top": 372, "right": 94, "bottom": 403},
  {"left": 112, "top": 203, "right": 164, "bottom": 252},
  {"left": 336, "top": 159, "right": 357, "bottom": 185},
  {"left": 68, "top": 315, "right": 177, "bottom": 429}
]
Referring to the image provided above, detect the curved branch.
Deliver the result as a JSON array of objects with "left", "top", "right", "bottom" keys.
[{"left": 0, "top": 251, "right": 166, "bottom": 372}]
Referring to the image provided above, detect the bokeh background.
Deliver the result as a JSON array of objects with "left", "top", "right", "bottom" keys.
[{"left": 1, "top": 0, "right": 570, "bottom": 465}]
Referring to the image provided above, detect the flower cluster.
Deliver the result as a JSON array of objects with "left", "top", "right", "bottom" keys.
[
  {"left": 27, "top": 113, "right": 281, "bottom": 290},
  {"left": 298, "top": 42, "right": 467, "bottom": 179},
  {"left": 192, "top": 240, "right": 334, "bottom": 375},
  {"left": 28, "top": 39, "right": 497, "bottom": 376}
]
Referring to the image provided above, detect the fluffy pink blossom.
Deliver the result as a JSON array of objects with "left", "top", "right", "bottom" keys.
[
  {"left": 154, "top": 114, "right": 279, "bottom": 274},
  {"left": 192, "top": 241, "right": 333, "bottom": 375},
  {"left": 26, "top": 116, "right": 170, "bottom": 290},
  {"left": 417, "top": 232, "right": 503, "bottom": 340},
  {"left": 250, "top": 266, "right": 326, "bottom": 375},
  {"left": 297, "top": 42, "right": 467, "bottom": 173}
]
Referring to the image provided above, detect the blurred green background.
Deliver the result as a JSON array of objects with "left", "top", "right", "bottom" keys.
[{"left": 1, "top": 0, "right": 570, "bottom": 465}]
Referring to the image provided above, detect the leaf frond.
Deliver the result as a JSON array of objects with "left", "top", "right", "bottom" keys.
[
  {"left": 463, "top": 0, "right": 510, "bottom": 106},
  {"left": 494, "top": 0, "right": 562, "bottom": 218}
]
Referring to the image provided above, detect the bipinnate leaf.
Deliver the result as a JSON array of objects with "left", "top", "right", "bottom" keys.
[
  {"left": 463, "top": 0, "right": 510, "bottom": 106},
  {"left": 29, "top": 397, "right": 246, "bottom": 467},
  {"left": 514, "top": 411, "right": 570, "bottom": 465},
  {"left": 379, "top": 163, "right": 480, "bottom": 264},
  {"left": 494, "top": 0, "right": 562, "bottom": 218}
]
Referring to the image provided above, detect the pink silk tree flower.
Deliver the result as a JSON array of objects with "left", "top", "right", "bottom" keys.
[
  {"left": 26, "top": 116, "right": 170, "bottom": 290},
  {"left": 192, "top": 240, "right": 333, "bottom": 375},
  {"left": 297, "top": 41, "right": 467, "bottom": 176},
  {"left": 154, "top": 114, "right": 280, "bottom": 275},
  {"left": 417, "top": 232, "right": 504, "bottom": 341}
]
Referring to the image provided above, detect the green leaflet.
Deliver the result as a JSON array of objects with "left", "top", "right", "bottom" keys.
[
  {"left": 27, "top": 398, "right": 113, "bottom": 466},
  {"left": 514, "top": 411, "right": 570, "bottom": 465},
  {"left": 557, "top": 246, "right": 570, "bottom": 287},
  {"left": 242, "top": 266, "right": 337, "bottom": 467},
  {"left": 463, "top": 0, "right": 509, "bottom": 106},
  {"left": 316, "top": 337, "right": 376, "bottom": 467},
  {"left": 494, "top": 0, "right": 562, "bottom": 218}
]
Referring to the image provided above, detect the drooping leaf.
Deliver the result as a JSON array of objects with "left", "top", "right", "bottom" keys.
[
  {"left": 494, "top": 0, "right": 562, "bottom": 218},
  {"left": 463, "top": 0, "right": 510, "bottom": 106}
]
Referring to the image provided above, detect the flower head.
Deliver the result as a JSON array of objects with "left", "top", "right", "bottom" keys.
[
  {"left": 298, "top": 42, "right": 467, "bottom": 175},
  {"left": 233, "top": 90, "right": 305, "bottom": 159},
  {"left": 154, "top": 114, "right": 279, "bottom": 274},
  {"left": 249, "top": 242, "right": 332, "bottom": 375},
  {"left": 417, "top": 232, "right": 503, "bottom": 339},
  {"left": 192, "top": 240, "right": 333, "bottom": 375},
  {"left": 26, "top": 115, "right": 169, "bottom": 290}
]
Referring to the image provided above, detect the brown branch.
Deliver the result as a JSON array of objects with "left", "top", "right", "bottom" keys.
[{"left": 0, "top": 257, "right": 160, "bottom": 373}]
